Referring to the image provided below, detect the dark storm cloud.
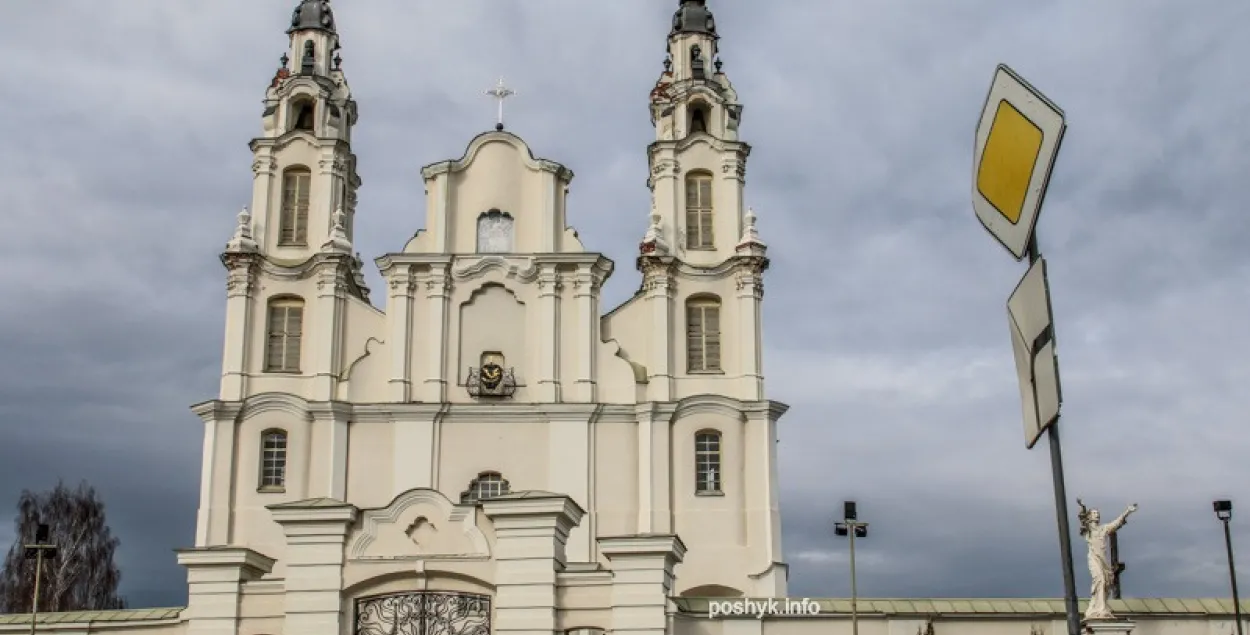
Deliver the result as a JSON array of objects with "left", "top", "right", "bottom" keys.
[{"left": 1, "top": 0, "right": 1248, "bottom": 609}]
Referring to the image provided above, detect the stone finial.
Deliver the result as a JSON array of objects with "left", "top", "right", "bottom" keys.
[
  {"left": 735, "top": 206, "right": 766, "bottom": 252},
  {"left": 640, "top": 209, "right": 670, "bottom": 256},
  {"left": 225, "top": 207, "right": 258, "bottom": 253},
  {"left": 321, "top": 207, "right": 352, "bottom": 254}
]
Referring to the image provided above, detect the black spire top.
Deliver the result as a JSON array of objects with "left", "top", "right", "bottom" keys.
[
  {"left": 288, "top": 0, "right": 336, "bottom": 35},
  {"left": 671, "top": 0, "right": 717, "bottom": 37}
]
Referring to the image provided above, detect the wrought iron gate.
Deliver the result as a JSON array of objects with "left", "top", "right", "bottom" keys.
[{"left": 355, "top": 592, "right": 491, "bottom": 635}]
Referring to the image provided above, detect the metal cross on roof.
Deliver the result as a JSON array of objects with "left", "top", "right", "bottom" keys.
[{"left": 485, "top": 77, "right": 515, "bottom": 131}]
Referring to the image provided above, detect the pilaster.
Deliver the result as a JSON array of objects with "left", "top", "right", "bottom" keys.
[
  {"left": 391, "top": 404, "right": 449, "bottom": 498},
  {"left": 648, "top": 156, "right": 681, "bottom": 252},
  {"left": 733, "top": 257, "right": 766, "bottom": 400},
  {"left": 422, "top": 265, "right": 452, "bottom": 402},
  {"left": 220, "top": 252, "right": 259, "bottom": 401},
  {"left": 481, "top": 493, "right": 585, "bottom": 635},
  {"left": 633, "top": 404, "right": 673, "bottom": 535},
  {"left": 571, "top": 266, "right": 602, "bottom": 402},
  {"left": 269, "top": 499, "right": 358, "bottom": 635},
  {"left": 311, "top": 259, "right": 348, "bottom": 399},
  {"left": 384, "top": 264, "right": 416, "bottom": 402},
  {"left": 176, "top": 547, "right": 275, "bottom": 635},
  {"left": 599, "top": 535, "right": 687, "bottom": 635},
  {"left": 248, "top": 155, "right": 277, "bottom": 248},
  {"left": 191, "top": 401, "right": 243, "bottom": 547},
  {"left": 639, "top": 258, "right": 675, "bottom": 401},
  {"left": 308, "top": 402, "right": 352, "bottom": 500},
  {"left": 536, "top": 265, "right": 563, "bottom": 402}
]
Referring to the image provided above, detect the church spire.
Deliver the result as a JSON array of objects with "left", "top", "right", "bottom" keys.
[{"left": 671, "top": 0, "right": 717, "bottom": 38}]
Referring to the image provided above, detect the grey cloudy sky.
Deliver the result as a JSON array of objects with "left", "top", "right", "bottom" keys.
[{"left": 2, "top": 0, "right": 1249, "bottom": 609}]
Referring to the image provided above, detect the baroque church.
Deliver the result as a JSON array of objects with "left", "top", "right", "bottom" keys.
[{"left": 0, "top": 2, "right": 1245, "bottom": 635}]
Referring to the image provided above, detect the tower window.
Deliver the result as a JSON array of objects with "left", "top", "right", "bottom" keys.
[
  {"left": 279, "top": 167, "right": 311, "bottom": 245},
  {"left": 461, "top": 471, "right": 511, "bottom": 503},
  {"left": 292, "top": 101, "right": 315, "bottom": 132},
  {"left": 690, "top": 107, "right": 708, "bottom": 135},
  {"left": 686, "top": 296, "right": 722, "bottom": 373},
  {"left": 685, "top": 173, "right": 714, "bottom": 249},
  {"left": 695, "top": 430, "right": 722, "bottom": 494},
  {"left": 265, "top": 297, "right": 304, "bottom": 373},
  {"left": 259, "top": 429, "right": 288, "bottom": 491}
]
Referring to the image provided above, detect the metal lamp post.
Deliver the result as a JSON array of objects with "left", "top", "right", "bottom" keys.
[
  {"left": 1215, "top": 500, "right": 1243, "bottom": 635},
  {"left": 834, "top": 501, "right": 869, "bottom": 635},
  {"left": 23, "top": 524, "right": 58, "bottom": 635}
]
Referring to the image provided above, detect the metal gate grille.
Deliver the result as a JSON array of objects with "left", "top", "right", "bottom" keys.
[{"left": 355, "top": 592, "right": 491, "bottom": 635}]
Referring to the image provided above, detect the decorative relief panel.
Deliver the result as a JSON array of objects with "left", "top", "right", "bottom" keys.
[
  {"left": 476, "top": 209, "right": 514, "bottom": 253},
  {"left": 349, "top": 488, "right": 490, "bottom": 561}
]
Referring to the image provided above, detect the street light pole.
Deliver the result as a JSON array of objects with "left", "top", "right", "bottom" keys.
[
  {"left": 1215, "top": 500, "right": 1243, "bottom": 635},
  {"left": 835, "top": 501, "right": 869, "bottom": 635},
  {"left": 23, "top": 524, "right": 58, "bottom": 635}
]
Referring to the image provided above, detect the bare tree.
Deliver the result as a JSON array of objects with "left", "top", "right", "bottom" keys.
[{"left": 0, "top": 481, "right": 126, "bottom": 613}]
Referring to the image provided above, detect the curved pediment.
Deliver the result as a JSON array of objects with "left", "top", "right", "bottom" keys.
[
  {"left": 349, "top": 488, "right": 491, "bottom": 561},
  {"left": 420, "top": 130, "right": 574, "bottom": 183}
]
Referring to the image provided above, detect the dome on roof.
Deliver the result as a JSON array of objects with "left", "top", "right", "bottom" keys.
[
  {"left": 671, "top": 0, "right": 717, "bottom": 37},
  {"left": 288, "top": 0, "right": 336, "bottom": 35}
]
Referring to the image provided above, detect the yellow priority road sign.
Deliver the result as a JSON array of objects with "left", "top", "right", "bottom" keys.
[{"left": 973, "top": 65, "right": 1066, "bottom": 261}]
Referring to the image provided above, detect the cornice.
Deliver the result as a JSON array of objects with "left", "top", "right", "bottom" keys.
[
  {"left": 419, "top": 130, "right": 575, "bottom": 182},
  {"left": 189, "top": 400, "right": 244, "bottom": 424}
]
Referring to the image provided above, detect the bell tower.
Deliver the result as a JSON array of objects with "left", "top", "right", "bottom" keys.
[
  {"left": 247, "top": 0, "right": 361, "bottom": 258},
  {"left": 217, "top": 0, "right": 369, "bottom": 403},
  {"left": 638, "top": 0, "right": 767, "bottom": 402}
]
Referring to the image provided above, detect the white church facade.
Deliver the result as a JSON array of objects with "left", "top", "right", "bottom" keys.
[{"left": 1, "top": 2, "right": 1245, "bottom": 635}]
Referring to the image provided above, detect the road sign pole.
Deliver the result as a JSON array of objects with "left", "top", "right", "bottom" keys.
[{"left": 1026, "top": 237, "right": 1080, "bottom": 635}]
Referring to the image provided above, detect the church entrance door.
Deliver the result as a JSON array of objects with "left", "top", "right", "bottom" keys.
[{"left": 355, "top": 591, "right": 491, "bottom": 635}]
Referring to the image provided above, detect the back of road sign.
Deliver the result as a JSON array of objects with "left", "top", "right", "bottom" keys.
[
  {"left": 1007, "top": 257, "right": 1062, "bottom": 449},
  {"left": 973, "top": 65, "right": 1067, "bottom": 261}
]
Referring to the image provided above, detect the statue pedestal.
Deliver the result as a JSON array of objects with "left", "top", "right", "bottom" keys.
[{"left": 1083, "top": 619, "right": 1134, "bottom": 635}]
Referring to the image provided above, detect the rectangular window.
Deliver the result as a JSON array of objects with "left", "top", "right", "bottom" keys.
[
  {"left": 687, "top": 301, "right": 722, "bottom": 373},
  {"left": 260, "top": 431, "right": 287, "bottom": 490},
  {"left": 695, "top": 432, "right": 721, "bottom": 493},
  {"left": 685, "top": 175, "right": 714, "bottom": 250},
  {"left": 279, "top": 171, "right": 311, "bottom": 246},
  {"left": 266, "top": 302, "right": 303, "bottom": 372}
]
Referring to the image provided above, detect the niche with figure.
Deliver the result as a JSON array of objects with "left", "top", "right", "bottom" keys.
[{"left": 476, "top": 209, "right": 514, "bottom": 253}]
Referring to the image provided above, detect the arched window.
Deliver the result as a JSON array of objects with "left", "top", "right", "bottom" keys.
[
  {"left": 265, "top": 297, "right": 304, "bottom": 373},
  {"left": 279, "top": 167, "right": 311, "bottom": 246},
  {"left": 686, "top": 296, "right": 721, "bottom": 373},
  {"left": 259, "top": 429, "right": 288, "bottom": 491},
  {"left": 685, "top": 173, "right": 714, "bottom": 250},
  {"left": 461, "top": 471, "right": 511, "bottom": 503},
  {"left": 695, "top": 430, "right": 721, "bottom": 494},
  {"left": 689, "top": 105, "right": 708, "bottom": 135}
]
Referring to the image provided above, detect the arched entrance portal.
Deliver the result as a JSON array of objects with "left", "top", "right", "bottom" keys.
[{"left": 355, "top": 592, "right": 491, "bottom": 635}]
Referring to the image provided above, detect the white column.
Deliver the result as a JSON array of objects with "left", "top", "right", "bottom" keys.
[
  {"left": 312, "top": 262, "right": 346, "bottom": 399},
  {"left": 735, "top": 265, "right": 764, "bottom": 400},
  {"left": 599, "top": 535, "right": 686, "bottom": 635},
  {"left": 219, "top": 255, "right": 256, "bottom": 401},
  {"left": 177, "top": 548, "right": 275, "bottom": 635},
  {"left": 572, "top": 266, "right": 599, "bottom": 402},
  {"left": 720, "top": 154, "right": 747, "bottom": 243},
  {"left": 481, "top": 495, "right": 584, "bottom": 635},
  {"left": 423, "top": 265, "right": 452, "bottom": 402},
  {"left": 547, "top": 407, "right": 594, "bottom": 561},
  {"left": 641, "top": 260, "right": 674, "bottom": 401},
  {"left": 433, "top": 174, "right": 451, "bottom": 253},
  {"left": 542, "top": 172, "right": 556, "bottom": 252},
  {"left": 386, "top": 265, "right": 416, "bottom": 402},
  {"left": 536, "top": 265, "right": 562, "bottom": 402},
  {"left": 270, "top": 502, "right": 357, "bottom": 635}
]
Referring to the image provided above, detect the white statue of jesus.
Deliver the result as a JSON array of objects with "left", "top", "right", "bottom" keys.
[{"left": 1077, "top": 499, "right": 1137, "bottom": 621}]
